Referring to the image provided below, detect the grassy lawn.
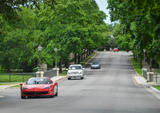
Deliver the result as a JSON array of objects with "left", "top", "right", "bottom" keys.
[
  {"left": 10, "top": 84, "right": 20, "bottom": 88},
  {"left": 80, "top": 52, "right": 96, "bottom": 65},
  {"left": 0, "top": 75, "right": 32, "bottom": 82},
  {"left": 59, "top": 70, "right": 67, "bottom": 76},
  {"left": 153, "top": 85, "right": 160, "bottom": 91},
  {"left": 131, "top": 58, "right": 142, "bottom": 76}
]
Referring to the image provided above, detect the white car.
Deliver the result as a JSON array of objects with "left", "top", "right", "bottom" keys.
[{"left": 67, "top": 64, "right": 84, "bottom": 80}]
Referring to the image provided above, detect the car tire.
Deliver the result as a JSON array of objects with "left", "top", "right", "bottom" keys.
[
  {"left": 54, "top": 85, "right": 58, "bottom": 96},
  {"left": 50, "top": 93, "right": 54, "bottom": 98},
  {"left": 68, "top": 78, "right": 71, "bottom": 80},
  {"left": 81, "top": 77, "right": 84, "bottom": 80},
  {"left": 21, "top": 96, "right": 25, "bottom": 99}
]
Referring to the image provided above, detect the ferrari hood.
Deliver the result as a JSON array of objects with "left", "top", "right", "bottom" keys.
[{"left": 23, "top": 84, "right": 50, "bottom": 89}]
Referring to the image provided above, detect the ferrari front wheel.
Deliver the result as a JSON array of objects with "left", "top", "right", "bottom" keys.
[
  {"left": 21, "top": 96, "right": 25, "bottom": 99},
  {"left": 53, "top": 85, "right": 58, "bottom": 96}
]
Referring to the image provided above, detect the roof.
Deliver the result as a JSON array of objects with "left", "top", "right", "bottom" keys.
[{"left": 69, "top": 64, "right": 82, "bottom": 66}]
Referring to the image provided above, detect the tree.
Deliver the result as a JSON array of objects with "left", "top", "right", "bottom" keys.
[
  {"left": 107, "top": 0, "right": 160, "bottom": 67},
  {"left": 0, "top": 0, "right": 108, "bottom": 72}
]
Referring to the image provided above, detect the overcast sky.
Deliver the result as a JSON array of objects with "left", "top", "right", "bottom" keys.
[{"left": 95, "top": 0, "right": 111, "bottom": 24}]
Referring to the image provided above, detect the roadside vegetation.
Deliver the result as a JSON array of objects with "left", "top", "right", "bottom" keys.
[
  {"left": 0, "top": 75, "right": 32, "bottom": 82},
  {"left": 107, "top": 0, "right": 160, "bottom": 69},
  {"left": 0, "top": 0, "right": 108, "bottom": 74},
  {"left": 60, "top": 52, "right": 96, "bottom": 76},
  {"left": 80, "top": 52, "right": 96, "bottom": 66},
  {"left": 153, "top": 85, "right": 160, "bottom": 91},
  {"left": 131, "top": 58, "right": 142, "bottom": 76},
  {"left": 1, "top": 0, "right": 160, "bottom": 83},
  {"left": 10, "top": 85, "right": 20, "bottom": 88},
  {"left": 59, "top": 70, "right": 67, "bottom": 76}
]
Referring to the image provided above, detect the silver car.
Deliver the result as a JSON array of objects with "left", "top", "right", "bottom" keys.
[{"left": 91, "top": 62, "right": 101, "bottom": 69}]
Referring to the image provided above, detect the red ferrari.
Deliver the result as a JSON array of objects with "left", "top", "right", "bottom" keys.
[
  {"left": 113, "top": 48, "right": 118, "bottom": 52},
  {"left": 20, "top": 77, "right": 58, "bottom": 99}
]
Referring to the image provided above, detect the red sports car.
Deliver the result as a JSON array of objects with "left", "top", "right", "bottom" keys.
[
  {"left": 20, "top": 77, "right": 58, "bottom": 99},
  {"left": 113, "top": 48, "right": 118, "bottom": 52}
]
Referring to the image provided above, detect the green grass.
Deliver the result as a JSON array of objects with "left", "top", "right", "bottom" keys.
[
  {"left": 80, "top": 52, "right": 96, "bottom": 65},
  {"left": 0, "top": 75, "right": 32, "bottom": 82},
  {"left": 10, "top": 84, "right": 20, "bottom": 88},
  {"left": 0, "top": 82, "right": 18, "bottom": 85},
  {"left": 153, "top": 85, "right": 160, "bottom": 91},
  {"left": 59, "top": 70, "right": 67, "bottom": 76},
  {"left": 59, "top": 52, "right": 96, "bottom": 76},
  {"left": 131, "top": 58, "right": 142, "bottom": 76}
]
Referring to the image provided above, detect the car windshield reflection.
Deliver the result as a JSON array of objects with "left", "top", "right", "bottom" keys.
[
  {"left": 27, "top": 78, "right": 50, "bottom": 85},
  {"left": 92, "top": 62, "right": 99, "bottom": 65},
  {"left": 69, "top": 66, "right": 82, "bottom": 70}
]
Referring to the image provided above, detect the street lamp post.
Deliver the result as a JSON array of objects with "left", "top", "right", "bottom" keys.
[
  {"left": 54, "top": 48, "right": 57, "bottom": 68},
  {"left": 54, "top": 48, "right": 58, "bottom": 76},
  {"left": 143, "top": 49, "right": 146, "bottom": 68},
  {"left": 38, "top": 45, "right": 43, "bottom": 71}
]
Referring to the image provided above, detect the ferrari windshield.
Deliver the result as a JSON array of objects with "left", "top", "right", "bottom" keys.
[
  {"left": 69, "top": 66, "right": 82, "bottom": 70},
  {"left": 27, "top": 78, "right": 50, "bottom": 85}
]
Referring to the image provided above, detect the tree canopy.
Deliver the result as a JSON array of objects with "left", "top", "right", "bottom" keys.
[
  {"left": 0, "top": 0, "right": 108, "bottom": 72},
  {"left": 107, "top": 0, "right": 160, "bottom": 66}
]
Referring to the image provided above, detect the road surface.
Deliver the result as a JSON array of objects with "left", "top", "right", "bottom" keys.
[{"left": 0, "top": 52, "right": 160, "bottom": 113}]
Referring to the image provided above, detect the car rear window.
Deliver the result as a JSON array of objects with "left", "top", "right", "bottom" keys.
[{"left": 27, "top": 78, "right": 50, "bottom": 85}]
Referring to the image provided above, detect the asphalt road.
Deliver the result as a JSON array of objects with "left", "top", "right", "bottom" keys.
[{"left": 0, "top": 52, "right": 160, "bottom": 113}]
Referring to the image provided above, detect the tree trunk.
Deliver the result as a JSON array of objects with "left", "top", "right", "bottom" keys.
[
  {"left": 140, "top": 57, "right": 142, "bottom": 68},
  {"left": 59, "top": 59, "right": 62, "bottom": 73},
  {"left": 65, "top": 60, "right": 69, "bottom": 68},
  {"left": 74, "top": 53, "right": 77, "bottom": 64},
  {"left": 78, "top": 54, "right": 81, "bottom": 64},
  {"left": 80, "top": 54, "right": 83, "bottom": 61}
]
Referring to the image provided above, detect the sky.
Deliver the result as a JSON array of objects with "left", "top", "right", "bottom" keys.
[{"left": 95, "top": 0, "right": 111, "bottom": 24}]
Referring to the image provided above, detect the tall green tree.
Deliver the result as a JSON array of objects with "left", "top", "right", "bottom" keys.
[{"left": 107, "top": 0, "right": 160, "bottom": 67}]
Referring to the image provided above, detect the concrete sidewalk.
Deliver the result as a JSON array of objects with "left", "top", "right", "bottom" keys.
[
  {"left": 133, "top": 75, "right": 160, "bottom": 99},
  {"left": 133, "top": 76, "right": 148, "bottom": 86},
  {"left": 0, "top": 76, "right": 66, "bottom": 91},
  {"left": 51, "top": 76, "right": 66, "bottom": 82},
  {"left": 0, "top": 83, "right": 18, "bottom": 91}
]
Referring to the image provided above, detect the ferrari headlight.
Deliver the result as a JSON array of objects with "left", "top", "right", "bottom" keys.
[
  {"left": 22, "top": 87, "right": 27, "bottom": 90},
  {"left": 45, "top": 86, "right": 50, "bottom": 89}
]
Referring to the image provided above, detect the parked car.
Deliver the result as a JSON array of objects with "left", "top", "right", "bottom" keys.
[
  {"left": 20, "top": 77, "right": 58, "bottom": 99},
  {"left": 91, "top": 62, "right": 101, "bottom": 69},
  {"left": 113, "top": 48, "right": 118, "bottom": 52},
  {"left": 67, "top": 64, "right": 84, "bottom": 80}
]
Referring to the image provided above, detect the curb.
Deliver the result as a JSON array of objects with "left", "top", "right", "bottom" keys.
[
  {"left": 51, "top": 76, "right": 67, "bottom": 82},
  {"left": 0, "top": 83, "right": 20, "bottom": 91},
  {"left": 150, "top": 86, "right": 160, "bottom": 93},
  {"left": 130, "top": 58, "right": 160, "bottom": 96},
  {"left": 129, "top": 57, "right": 141, "bottom": 77},
  {"left": 55, "top": 76, "right": 67, "bottom": 82},
  {"left": 132, "top": 76, "right": 148, "bottom": 87}
]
